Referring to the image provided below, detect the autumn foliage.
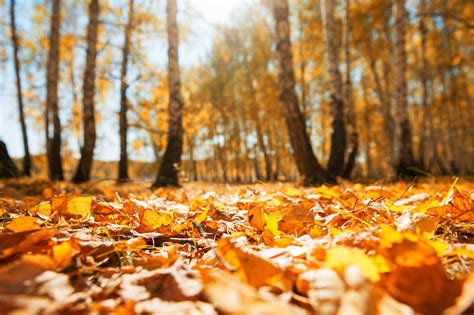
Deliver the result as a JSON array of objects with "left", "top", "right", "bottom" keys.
[{"left": 0, "top": 178, "right": 473, "bottom": 314}]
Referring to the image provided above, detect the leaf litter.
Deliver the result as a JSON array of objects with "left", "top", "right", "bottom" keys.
[{"left": 0, "top": 178, "right": 473, "bottom": 314}]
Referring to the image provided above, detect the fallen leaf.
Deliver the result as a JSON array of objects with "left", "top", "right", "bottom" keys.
[
  {"left": 6, "top": 216, "right": 40, "bottom": 232},
  {"left": 52, "top": 241, "right": 79, "bottom": 269},
  {"left": 323, "top": 246, "right": 380, "bottom": 282},
  {"left": 0, "top": 255, "right": 55, "bottom": 294},
  {"left": 0, "top": 229, "right": 58, "bottom": 258},
  {"left": 28, "top": 202, "right": 52, "bottom": 217},
  {"left": 201, "top": 268, "right": 305, "bottom": 315},
  {"left": 215, "top": 236, "right": 292, "bottom": 290},
  {"left": 381, "top": 237, "right": 462, "bottom": 313},
  {"left": 64, "top": 196, "right": 93, "bottom": 219},
  {"left": 139, "top": 210, "right": 173, "bottom": 232}
]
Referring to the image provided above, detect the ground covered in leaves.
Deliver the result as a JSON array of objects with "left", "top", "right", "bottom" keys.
[{"left": 0, "top": 178, "right": 474, "bottom": 314}]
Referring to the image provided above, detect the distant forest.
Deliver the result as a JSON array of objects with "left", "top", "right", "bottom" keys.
[{"left": 1, "top": 0, "right": 472, "bottom": 186}]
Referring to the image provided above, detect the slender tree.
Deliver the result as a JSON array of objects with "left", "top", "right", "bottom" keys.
[
  {"left": 118, "top": 0, "right": 134, "bottom": 181},
  {"left": 321, "top": 0, "right": 346, "bottom": 176},
  {"left": 417, "top": 0, "right": 447, "bottom": 174},
  {"left": 9, "top": 0, "right": 31, "bottom": 176},
  {"left": 360, "top": 75, "right": 373, "bottom": 178},
  {"left": 73, "top": 0, "right": 100, "bottom": 183},
  {"left": 272, "top": 0, "right": 334, "bottom": 185},
  {"left": 342, "top": 0, "right": 358, "bottom": 178},
  {"left": 45, "top": 0, "right": 64, "bottom": 181},
  {"left": 152, "top": 0, "right": 185, "bottom": 187},
  {"left": 393, "top": 0, "right": 415, "bottom": 176}
]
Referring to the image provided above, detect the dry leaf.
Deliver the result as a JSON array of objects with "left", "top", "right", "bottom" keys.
[{"left": 6, "top": 216, "right": 40, "bottom": 232}]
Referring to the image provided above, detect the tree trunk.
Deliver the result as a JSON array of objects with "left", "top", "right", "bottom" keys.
[
  {"left": 416, "top": 0, "right": 443, "bottom": 175},
  {"left": 45, "top": 0, "right": 64, "bottom": 181},
  {"left": 10, "top": 0, "right": 31, "bottom": 177},
  {"left": 252, "top": 145, "right": 261, "bottom": 181},
  {"left": 219, "top": 145, "right": 228, "bottom": 182},
  {"left": 300, "top": 61, "right": 308, "bottom": 117},
  {"left": 73, "top": 0, "right": 100, "bottom": 183},
  {"left": 255, "top": 122, "right": 272, "bottom": 181},
  {"left": 361, "top": 75, "right": 373, "bottom": 178},
  {"left": 69, "top": 45, "right": 81, "bottom": 149},
  {"left": 393, "top": 0, "right": 415, "bottom": 177},
  {"left": 440, "top": 12, "right": 470, "bottom": 174},
  {"left": 268, "top": 121, "right": 279, "bottom": 180},
  {"left": 341, "top": 0, "right": 358, "bottom": 178},
  {"left": 418, "top": 0, "right": 429, "bottom": 169},
  {"left": 0, "top": 141, "right": 20, "bottom": 179},
  {"left": 188, "top": 140, "right": 198, "bottom": 181},
  {"left": 153, "top": 0, "right": 184, "bottom": 187},
  {"left": 118, "top": 0, "right": 134, "bottom": 182},
  {"left": 366, "top": 45, "right": 394, "bottom": 162},
  {"left": 321, "top": 0, "right": 346, "bottom": 177},
  {"left": 248, "top": 77, "right": 272, "bottom": 181},
  {"left": 273, "top": 0, "right": 334, "bottom": 185},
  {"left": 366, "top": 45, "right": 395, "bottom": 160}
]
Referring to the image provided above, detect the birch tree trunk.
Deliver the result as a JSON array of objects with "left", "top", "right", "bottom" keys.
[
  {"left": 9, "top": 0, "right": 31, "bottom": 176},
  {"left": 321, "top": 0, "right": 346, "bottom": 177},
  {"left": 341, "top": 0, "right": 358, "bottom": 178},
  {"left": 73, "top": 0, "right": 100, "bottom": 183},
  {"left": 439, "top": 4, "right": 471, "bottom": 174},
  {"left": 393, "top": 0, "right": 415, "bottom": 176},
  {"left": 361, "top": 75, "right": 373, "bottom": 178},
  {"left": 152, "top": 0, "right": 185, "bottom": 187},
  {"left": 273, "top": 0, "right": 334, "bottom": 185},
  {"left": 417, "top": 0, "right": 446, "bottom": 174},
  {"left": 45, "top": 0, "right": 64, "bottom": 181},
  {"left": 247, "top": 72, "right": 272, "bottom": 181},
  {"left": 118, "top": 0, "right": 134, "bottom": 181}
]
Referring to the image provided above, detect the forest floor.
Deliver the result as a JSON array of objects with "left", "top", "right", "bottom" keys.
[{"left": 0, "top": 177, "right": 473, "bottom": 314}]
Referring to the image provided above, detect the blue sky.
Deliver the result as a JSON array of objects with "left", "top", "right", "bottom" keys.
[{"left": 1, "top": 0, "right": 254, "bottom": 160}]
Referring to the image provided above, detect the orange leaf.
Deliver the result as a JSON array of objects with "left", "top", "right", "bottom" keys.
[
  {"left": 52, "top": 241, "right": 78, "bottom": 269},
  {"left": 248, "top": 205, "right": 265, "bottom": 232},
  {"left": 6, "top": 216, "right": 40, "bottom": 233},
  {"left": 215, "top": 236, "right": 292, "bottom": 290}
]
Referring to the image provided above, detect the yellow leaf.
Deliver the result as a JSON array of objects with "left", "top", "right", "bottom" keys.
[
  {"left": 65, "top": 196, "right": 92, "bottom": 219},
  {"left": 427, "top": 239, "right": 449, "bottom": 257},
  {"left": 323, "top": 246, "right": 380, "bottom": 282},
  {"left": 309, "top": 224, "right": 325, "bottom": 237},
  {"left": 29, "top": 202, "right": 52, "bottom": 217},
  {"left": 6, "top": 216, "right": 40, "bottom": 232},
  {"left": 387, "top": 203, "right": 410, "bottom": 213},
  {"left": 52, "top": 241, "right": 77, "bottom": 269},
  {"left": 140, "top": 210, "right": 173, "bottom": 232},
  {"left": 441, "top": 177, "right": 459, "bottom": 206},
  {"left": 329, "top": 226, "right": 342, "bottom": 235},
  {"left": 195, "top": 205, "right": 211, "bottom": 224},
  {"left": 264, "top": 213, "right": 283, "bottom": 236},
  {"left": 451, "top": 248, "right": 474, "bottom": 259},
  {"left": 379, "top": 224, "right": 404, "bottom": 248},
  {"left": 133, "top": 139, "right": 142, "bottom": 151},
  {"left": 314, "top": 186, "right": 341, "bottom": 200},
  {"left": 373, "top": 254, "right": 391, "bottom": 273},
  {"left": 411, "top": 198, "right": 440, "bottom": 214},
  {"left": 283, "top": 187, "right": 303, "bottom": 197},
  {"left": 125, "top": 237, "right": 147, "bottom": 250}
]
